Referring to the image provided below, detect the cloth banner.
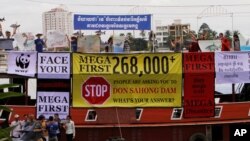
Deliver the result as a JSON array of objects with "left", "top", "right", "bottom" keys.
[
  {"left": 46, "top": 30, "right": 68, "bottom": 48},
  {"left": 36, "top": 92, "right": 69, "bottom": 119},
  {"left": 113, "top": 36, "right": 125, "bottom": 53},
  {"left": 77, "top": 35, "right": 100, "bottom": 53},
  {"left": 215, "top": 52, "right": 249, "bottom": 84},
  {"left": 72, "top": 53, "right": 182, "bottom": 107},
  {"left": 7, "top": 51, "right": 37, "bottom": 77},
  {"left": 37, "top": 53, "right": 71, "bottom": 79},
  {"left": 198, "top": 40, "right": 221, "bottom": 52},
  {"left": 183, "top": 52, "right": 215, "bottom": 118},
  {"left": 14, "top": 32, "right": 35, "bottom": 51}
]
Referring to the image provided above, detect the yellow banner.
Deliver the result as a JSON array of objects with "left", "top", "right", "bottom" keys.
[{"left": 73, "top": 53, "right": 182, "bottom": 107}]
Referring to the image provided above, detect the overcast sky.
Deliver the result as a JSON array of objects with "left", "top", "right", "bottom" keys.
[{"left": 1, "top": 0, "right": 250, "bottom": 38}]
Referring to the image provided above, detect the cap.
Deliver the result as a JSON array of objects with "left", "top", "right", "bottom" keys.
[{"left": 36, "top": 33, "right": 43, "bottom": 37}]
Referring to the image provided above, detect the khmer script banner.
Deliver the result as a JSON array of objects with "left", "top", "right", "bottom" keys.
[
  {"left": 74, "top": 14, "right": 151, "bottom": 30},
  {"left": 215, "top": 52, "right": 249, "bottom": 84}
]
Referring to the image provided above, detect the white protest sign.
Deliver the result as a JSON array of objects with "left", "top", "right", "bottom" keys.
[
  {"left": 36, "top": 92, "right": 70, "bottom": 119},
  {"left": 46, "top": 30, "right": 68, "bottom": 48},
  {"left": 113, "top": 36, "right": 125, "bottom": 53},
  {"left": 7, "top": 51, "right": 37, "bottom": 77},
  {"left": 38, "top": 53, "right": 70, "bottom": 79},
  {"left": 14, "top": 33, "right": 35, "bottom": 51},
  {"left": 77, "top": 35, "right": 100, "bottom": 53},
  {"left": 198, "top": 40, "right": 221, "bottom": 52},
  {"left": 215, "top": 52, "right": 249, "bottom": 84}
]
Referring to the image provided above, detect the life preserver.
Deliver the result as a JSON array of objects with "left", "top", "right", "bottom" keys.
[{"left": 189, "top": 133, "right": 208, "bottom": 141}]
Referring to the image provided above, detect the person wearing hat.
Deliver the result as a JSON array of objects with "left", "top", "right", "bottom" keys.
[
  {"left": 35, "top": 33, "right": 46, "bottom": 52},
  {"left": 10, "top": 114, "right": 22, "bottom": 141}
]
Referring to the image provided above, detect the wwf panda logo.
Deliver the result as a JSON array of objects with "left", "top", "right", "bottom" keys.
[{"left": 16, "top": 53, "right": 30, "bottom": 69}]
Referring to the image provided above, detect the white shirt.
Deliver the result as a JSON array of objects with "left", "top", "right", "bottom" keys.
[
  {"left": 65, "top": 120, "right": 75, "bottom": 137},
  {"left": 10, "top": 120, "right": 22, "bottom": 138}
]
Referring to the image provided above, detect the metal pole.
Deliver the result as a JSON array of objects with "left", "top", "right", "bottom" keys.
[
  {"left": 196, "top": 17, "right": 199, "bottom": 38},
  {"left": 231, "top": 13, "right": 234, "bottom": 51},
  {"left": 231, "top": 13, "right": 234, "bottom": 33}
]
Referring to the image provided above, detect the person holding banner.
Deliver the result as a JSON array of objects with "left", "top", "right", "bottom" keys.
[
  {"left": 171, "top": 36, "right": 182, "bottom": 52},
  {"left": 219, "top": 33, "right": 231, "bottom": 51},
  {"left": 188, "top": 33, "right": 201, "bottom": 52},
  {"left": 148, "top": 30, "right": 155, "bottom": 52},
  {"left": 70, "top": 36, "right": 77, "bottom": 52},
  {"left": 35, "top": 33, "right": 46, "bottom": 53},
  {"left": 4, "top": 24, "right": 19, "bottom": 39},
  {"left": 233, "top": 34, "right": 240, "bottom": 51}
]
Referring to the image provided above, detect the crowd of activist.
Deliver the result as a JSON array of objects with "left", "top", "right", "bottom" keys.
[{"left": 0, "top": 23, "right": 241, "bottom": 53}]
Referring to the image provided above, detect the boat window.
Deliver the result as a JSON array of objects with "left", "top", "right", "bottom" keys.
[
  {"left": 135, "top": 108, "right": 143, "bottom": 120},
  {"left": 171, "top": 108, "right": 183, "bottom": 120},
  {"left": 214, "top": 106, "right": 223, "bottom": 118},
  {"left": 85, "top": 109, "right": 97, "bottom": 121}
]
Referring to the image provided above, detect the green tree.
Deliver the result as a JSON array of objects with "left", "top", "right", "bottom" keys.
[
  {"left": 224, "top": 30, "right": 232, "bottom": 38},
  {"left": 211, "top": 30, "right": 218, "bottom": 39},
  {"left": 198, "top": 23, "right": 217, "bottom": 40},
  {"left": 198, "top": 23, "right": 211, "bottom": 34},
  {"left": 0, "top": 84, "right": 24, "bottom": 141},
  {"left": 233, "top": 30, "right": 240, "bottom": 36}
]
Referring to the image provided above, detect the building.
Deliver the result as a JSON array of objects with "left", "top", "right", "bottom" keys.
[
  {"left": 42, "top": 5, "right": 73, "bottom": 36},
  {"left": 155, "top": 20, "right": 191, "bottom": 49},
  {"left": 155, "top": 25, "right": 169, "bottom": 48},
  {"left": 168, "top": 19, "right": 190, "bottom": 43}
]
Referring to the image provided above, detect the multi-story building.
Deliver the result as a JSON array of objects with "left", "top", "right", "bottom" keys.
[
  {"left": 168, "top": 19, "right": 190, "bottom": 43},
  {"left": 155, "top": 25, "right": 169, "bottom": 48},
  {"left": 155, "top": 20, "right": 191, "bottom": 49},
  {"left": 42, "top": 6, "right": 73, "bottom": 36}
]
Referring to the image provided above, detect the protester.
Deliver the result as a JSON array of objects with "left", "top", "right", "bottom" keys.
[
  {"left": 171, "top": 36, "right": 182, "bottom": 52},
  {"left": 123, "top": 40, "right": 130, "bottom": 52},
  {"left": 21, "top": 114, "right": 36, "bottom": 141},
  {"left": 219, "top": 33, "right": 231, "bottom": 51},
  {"left": 54, "top": 113, "right": 62, "bottom": 141},
  {"left": 35, "top": 33, "right": 46, "bottom": 52},
  {"left": 233, "top": 34, "right": 241, "bottom": 51},
  {"left": 4, "top": 24, "right": 19, "bottom": 39},
  {"left": 63, "top": 115, "right": 75, "bottom": 141},
  {"left": 96, "top": 30, "right": 105, "bottom": 48},
  {"left": 41, "top": 115, "right": 48, "bottom": 141},
  {"left": 0, "top": 21, "right": 3, "bottom": 37},
  {"left": 188, "top": 34, "right": 201, "bottom": 52},
  {"left": 20, "top": 114, "right": 29, "bottom": 139},
  {"left": 66, "top": 34, "right": 78, "bottom": 52},
  {"left": 33, "top": 115, "right": 46, "bottom": 141},
  {"left": 47, "top": 116, "right": 59, "bottom": 141},
  {"left": 70, "top": 36, "right": 77, "bottom": 52},
  {"left": 10, "top": 114, "right": 22, "bottom": 141},
  {"left": 148, "top": 30, "right": 155, "bottom": 52}
]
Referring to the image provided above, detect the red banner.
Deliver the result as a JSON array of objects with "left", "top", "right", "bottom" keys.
[{"left": 183, "top": 52, "right": 215, "bottom": 118}]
